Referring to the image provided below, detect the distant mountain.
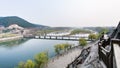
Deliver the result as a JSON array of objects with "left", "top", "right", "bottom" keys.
[
  {"left": 0, "top": 16, "right": 47, "bottom": 28},
  {"left": 83, "top": 27, "right": 115, "bottom": 34}
]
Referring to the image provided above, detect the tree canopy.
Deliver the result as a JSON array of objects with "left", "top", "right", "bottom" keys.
[
  {"left": 79, "top": 38, "right": 87, "bottom": 46},
  {"left": 54, "top": 43, "right": 72, "bottom": 55},
  {"left": 34, "top": 52, "right": 48, "bottom": 68},
  {"left": 88, "top": 33, "right": 98, "bottom": 40},
  {"left": 17, "top": 51, "right": 48, "bottom": 68},
  {"left": 70, "top": 29, "right": 91, "bottom": 35},
  {"left": 17, "top": 60, "right": 35, "bottom": 68}
]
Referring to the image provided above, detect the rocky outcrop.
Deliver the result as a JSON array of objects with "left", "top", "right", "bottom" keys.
[
  {"left": 67, "top": 42, "right": 106, "bottom": 68},
  {"left": 7, "top": 24, "right": 24, "bottom": 30}
]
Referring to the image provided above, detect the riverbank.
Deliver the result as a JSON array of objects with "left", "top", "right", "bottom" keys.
[
  {"left": 46, "top": 41, "right": 97, "bottom": 68},
  {"left": 46, "top": 46, "right": 82, "bottom": 68},
  {"left": 0, "top": 35, "right": 23, "bottom": 43}
]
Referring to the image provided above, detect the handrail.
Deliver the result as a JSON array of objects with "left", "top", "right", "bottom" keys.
[
  {"left": 98, "top": 37, "right": 113, "bottom": 68},
  {"left": 98, "top": 37, "right": 120, "bottom": 68}
]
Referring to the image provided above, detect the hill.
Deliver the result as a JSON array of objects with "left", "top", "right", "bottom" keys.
[{"left": 0, "top": 16, "right": 46, "bottom": 28}]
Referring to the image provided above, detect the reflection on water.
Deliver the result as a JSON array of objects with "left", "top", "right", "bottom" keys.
[
  {"left": 0, "top": 38, "right": 29, "bottom": 48},
  {"left": 0, "top": 39, "right": 78, "bottom": 68}
]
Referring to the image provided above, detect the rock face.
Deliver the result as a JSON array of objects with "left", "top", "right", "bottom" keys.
[
  {"left": 7, "top": 24, "right": 24, "bottom": 30},
  {"left": 67, "top": 42, "right": 106, "bottom": 68},
  {"left": 5, "top": 24, "right": 24, "bottom": 34}
]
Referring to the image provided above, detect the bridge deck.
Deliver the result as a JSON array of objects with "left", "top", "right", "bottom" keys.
[{"left": 24, "top": 35, "right": 91, "bottom": 41}]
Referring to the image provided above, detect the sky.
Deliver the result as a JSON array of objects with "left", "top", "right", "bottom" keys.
[{"left": 0, "top": 0, "right": 120, "bottom": 27}]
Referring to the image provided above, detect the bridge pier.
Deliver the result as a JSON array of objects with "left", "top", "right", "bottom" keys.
[
  {"left": 55, "top": 36, "right": 57, "bottom": 39},
  {"left": 61, "top": 36, "right": 62, "bottom": 39},
  {"left": 44, "top": 36, "right": 46, "bottom": 39},
  {"left": 49, "top": 36, "right": 51, "bottom": 39}
]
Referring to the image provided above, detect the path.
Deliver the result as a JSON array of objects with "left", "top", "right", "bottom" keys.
[
  {"left": 46, "top": 42, "right": 97, "bottom": 68},
  {"left": 46, "top": 47, "right": 82, "bottom": 68}
]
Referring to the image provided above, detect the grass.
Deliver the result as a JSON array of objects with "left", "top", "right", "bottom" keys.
[{"left": 0, "top": 33, "right": 19, "bottom": 38}]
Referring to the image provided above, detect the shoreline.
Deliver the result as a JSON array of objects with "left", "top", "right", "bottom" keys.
[
  {"left": 46, "top": 41, "right": 96, "bottom": 68},
  {"left": 0, "top": 35, "right": 23, "bottom": 43},
  {"left": 46, "top": 46, "right": 82, "bottom": 68}
]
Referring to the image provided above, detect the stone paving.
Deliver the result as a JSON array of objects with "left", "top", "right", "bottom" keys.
[
  {"left": 46, "top": 41, "right": 107, "bottom": 68},
  {"left": 46, "top": 47, "right": 82, "bottom": 68}
]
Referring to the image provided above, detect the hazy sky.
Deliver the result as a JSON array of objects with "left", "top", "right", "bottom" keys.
[{"left": 0, "top": 0, "right": 120, "bottom": 27}]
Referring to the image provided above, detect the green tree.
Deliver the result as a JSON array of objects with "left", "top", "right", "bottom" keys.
[
  {"left": 17, "top": 61, "right": 25, "bottom": 68},
  {"left": 98, "top": 28, "right": 109, "bottom": 39},
  {"left": 54, "top": 44, "right": 65, "bottom": 54},
  {"left": 54, "top": 44, "right": 61, "bottom": 54},
  {"left": 64, "top": 43, "right": 72, "bottom": 51},
  {"left": 79, "top": 38, "right": 87, "bottom": 46},
  {"left": 17, "top": 60, "right": 35, "bottom": 68},
  {"left": 88, "top": 33, "right": 97, "bottom": 41},
  {"left": 34, "top": 52, "right": 48, "bottom": 68},
  {"left": 59, "top": 44, "right": 65, "bottom": 51},
  {"left": 101, "top": 28, "right": 109, "bottom": 34},
  {"left": 54, "top": 43, "right": 72, "bottom": 55},
  {"left": 24, "top": 60, "right": 35, "bottom": 68},
  {"left": 70, "top": 29, "right": 91, "bottom": 35}
]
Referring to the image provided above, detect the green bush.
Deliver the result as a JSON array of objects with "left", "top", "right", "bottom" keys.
[
  {"left": 34, "top": 52, "right": 48, "bottom": 68},
  {"left": 17, "top": 60, "right": 35, "bottom": 68},
  {"left": 79, "top": 38, "right": 87, "bottom": 46},
  {"left": 88, "top": 33, "right": 98, "bottom": 40}
]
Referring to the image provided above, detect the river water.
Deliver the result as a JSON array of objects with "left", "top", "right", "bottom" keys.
[{"left": 0, "top": 39, "right": 78, "bottom": 68}]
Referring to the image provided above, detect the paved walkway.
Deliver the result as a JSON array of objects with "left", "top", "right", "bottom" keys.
[
  {"left": 46, "top": 42, "right": 97, "bottom": 68},
  {"left": 46, "top": 47, "right": 82, "bottom": 68}
]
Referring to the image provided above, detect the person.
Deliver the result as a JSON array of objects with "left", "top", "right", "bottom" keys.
[{"left": 100, "top": 32, "right": 104, "bottom": 41}]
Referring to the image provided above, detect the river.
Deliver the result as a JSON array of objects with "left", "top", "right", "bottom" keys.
[{"left": 0, "top": 39, "right": 78, "bottom": 68}]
